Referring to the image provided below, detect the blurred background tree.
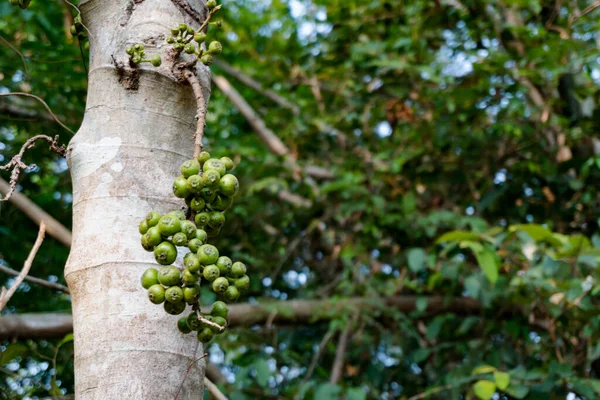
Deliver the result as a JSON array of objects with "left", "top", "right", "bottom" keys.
[{"left": 2, "top": 0, "right": 600, "bottom": 399}]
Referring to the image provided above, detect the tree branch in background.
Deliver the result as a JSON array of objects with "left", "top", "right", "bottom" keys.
[
  {"left": 299, "top": 328, "right": 336, "bottom": 392},
  {"left": 330, "top": 314, "right": 355, "bottom": 384},
  {"left": 0, "top": 264, "right": 70, "bottom": 294},
  {"left": 0, "top": 223, "right": 46, "bottom": 311},
  {"left": 203, "top": 377, "right": 229, "bottom": 400},
  {"left": 0, "top": 295, "right": 487, "bottom": 340},
  {"left": 0, "top": 177, "right": 72, "bottom": 246},
  {"left": 569, "top": 1, "right": 600, "bottom": 25},
  {"left": 0, "top": 93, "right": 75, "bottom": 135},
  {"left": 0, "top": 135, "right": 66, "bottom": 202}
]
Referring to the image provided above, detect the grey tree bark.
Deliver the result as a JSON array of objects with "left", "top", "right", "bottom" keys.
[{"left": 65, "top": 0, "right": 210, "bottom": 398}]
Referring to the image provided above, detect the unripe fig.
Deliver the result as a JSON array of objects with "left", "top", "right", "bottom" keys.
[
  {"left": 141, "top": 234, "right": 154, "bottom": 252},
  {"left": 134, "top": 43, "right": 143, "bottom": 52},
  {"left": 182, "top": 268, "right": 200, "bottom": 286},
  {"left": 150, "top": 55, "right": 162, "bottom": 67},
  {"left": 235, "top": 275, "right": 250, "bottom": 291},
  {"left": 167, "top": 36, "right": 175, "bottom": 44},
  {"left": 198, "top": 244, "right": 219, "bottom": 265},
  {"left": 186, "top": 26, "right": 195, "bottom": 35},
  {"left": 203, "top": 169, "right": 221, "bottom": 188},
  {"left": 146, "top": 227, "right": 162, "bottom": 246},
  {"left": 231, "top": 261, "right": 247, "bottom": 278},
  {"left": 204, "top": 225, "right": 221, "bottom": 238},
  {"left": 208, "top": 211, "right": 225, "bottom": 229},
  {"left": 219, "top": 174, "right": 239, "bottom": 197},
  {"left": 139, "top": 219, "right": 149, "bottom": 235},
  {"left": 184, "top": 43, "right": 196, "bottom": 54},
  {"left": 212, "top": 277, "right": 229, "bottom": 293},
  {"left": 178, "top": 159, "right": 199, "bottom": 178},
  {"left": 197, "top": 151, "right": 211, "bottom": 165},
  {"left": 165, "top": 286, "right": 184, "bottom": 303},
  {"left": 211, "top": 316, "right": 227, "bottom": 333},
  {"left": 178, "top": 23, "right": 188, "bottom": 32},
  {"left": 70, "top": 25, "right": 77, "bottom": 35},
  {"left": 203, "top": 158, "right": 227, "bottom": 176},
  {"left": 200, "top": 187, "right": 217, "bottom": 203},
  {"left": 211, "top": 194, "right": 232, "bottom": 211},
  {"left": 195, "top": 212, "right": 210, "bottom": 227},
  {"left": 194, "top": 32, "right": 206, "bottom": 43},
  {"left": 168, "top": 210, "right": 187, "bottom": 221},
  {"left": 190, "top": 196, "right": 206, "bottom": 211},
  {"left": 183, "top": 285, "right": 201, "bottom": 304},
  {"left": 148, "top": 284, "right": 166, "bottom": 304},
  {"left": 158, "top": 215, "right": 181, "bottom": 237},
  {"left": 146, "top": 211, "right": 161, "bottom": 227},
  {"left": 187, "top": 175, "right": 204, "bottom": 194},
  {"left": 203, "top": 265, "right": 220, "bottom": 281},
  {"left": 173, "top": 176, "right": 190, "bottom": 198},
  {"left": 172, "top": 232, "right": 188, "bottom": 246},
  {"left": 178, "top": 316, "right": 192, "bottom": 334},
  {"left": 141, "top": 268, "right": 159, "bottom": 289},
  {"left": 180, "top": 220, "right": 197, "bottom": 239},
  {"left": 170, "top": 27, "right": 179, "bottom": 35},
  {"left": 184, "top": 253, "right": 201, "bottom": 273},
  {"left": 216, "top": 256, "right": 232, "bottom": 276},
  {"left": 211, "top": 301, "right": 229, "bottom": 319},
  {"left": 187, "top": 238, "right": 203, "bottom": 254},
  {"left": 220, "top": 156, "right": 235, "bottom": 171},
  {"left": 196, "top": 229, "right": 208, "bottom": 243},
  {"left": 206, "top": 0, "right": 217, "bottom": 9},
  {"left": 208, "top": 41, "right": 223, "bottom": 55},
  {"left": 187, "top": 312, "right": 202, "bottom": 331},
  {"left": 132, "top": 56, "right": 142, "bottom": 64},
  {"left": 223, "top": 285, "right": 240, "bottom": 302},
  {"left": 174, "top": 43, "right": 184, "bottom": 51},
  {"left": 154, "top": 241, "right": 178, "bottom": 265},
  {"left": 158, "top": 265, "right": 181, "bottom": 286},
  {"left": 164, "top": 300, "right": 186, "bottom": 315},
  {"left": 197, "top": 327, "right": 214, "bottom": 343},
  {"left": 200, "top": 54, "right": 213, "bottom": 66}
]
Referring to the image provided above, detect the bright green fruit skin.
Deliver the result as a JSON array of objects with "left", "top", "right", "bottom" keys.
[
  {"left": 146, "top": 227, "right": 162, "bottom": 246},
  {"left": 190, "top": 197, "right": 206, "bottom": 212},
  {"left": 180, "top": 159, "right": 200, "bottom": 178},
  {"left": 224, "top": 286, "right": 240, "bottom": 302},
  {"left": 200, "top": 188, "right": 217, "bottom": 203},
  {"left": 146, "top": 211, "right": 161, "bottom": 227},
  {"left": 198, "top": 244, "right": 219, "bottom": 265},
  {"left": 184, "top": 253, "right": 201, "bottom": 273},
  {"left": 211, "top": 316, "right": 227, "bottom": 333},
  {"left": 212, "top": 277, "right": 229, "bottom": 293},
  {"left": 178, "top": 316, "right": 192, "bottom": 334},
  {"left": 186, "top": 175, "right": 204, "bottom": 194},
  {"left": 168, "top": 210, "right": 187, "bottom": 221},
  {"left": 197, "top": 327, "right": 214, "bottom": 343},
  {"left": 180, "top": 220, "right": 197, "bottom": 239},
  {"left": 187, "top": 312, "right": 202, "bottom": 331},
  {"left": 203, "top": 169, "right": 221, "bottom": 188},
  {"left": 211, "top": 301, "right": 229, "bottom": 319},
  {"left": 231, "top": 261, "right": 247, "bottom": 278},
  {"left": 188, "top": 238, "right": 203, "bottom": 254},
  {"left": 235, "top": 275, "right": 250, "bottom": 291},
  {"left": 197, "top": 151, "right": 211, "bottom": 165},
  {"left": 220, "top": 157, "right": 235, "bottom": 171},
  {"left": 139, "top": 220, "right": 149, "bottom": 235},
  {"left": 158, "top": 265, "right": 181, "bottom": 286},
  {"left": 172, "top": 232, "right": 188, "bottom": 246},
  {"left": 183, "top": 285, "right": 201, "bottom": 304},
  {"left": 203, "top": 159, "right": 227, "bottom": 177},
  {"left": 148, "top": 284, "right": 166, "bottom": 304},
  {"left": 195, "top": 229, "right": 208, "bottom": 243},
  {"left": 208, "top": 211, "right": 225, "bottom": 229},
  {"left": 141, "top": 235, "right": 154, "bottom": 252},
  {"left": 164, "top": 301, "right": 186, "bottom": 315},
  {"left": 165, "top": 286, "right": 184, "bottom": 303},
  {"left": 203, "top": 265, "right": 220, "bottom": 281},
  {"left": 173, "top": 176, "right": 190, "bottom": 198},
  {"left": 219, "top": 174, "right": 239, "bottom": 197},
  {"left": 158, "top": 215, "right": 181, "bottom": 237},
  {"left": 216, "top": 256, "right": 232, "bottom": 276},
  {"left": 195, "top": 212, "right": 210, "bottom": 227},
  {"left": 154, "top": 241, "right": 177, "bottom": 265},
  {"left": 182, "top": 268, "right": 200, "bottom": 286},
  {"left": 211, "top": 195, "right": 232, "bottom": 211},
  {"left": 141, "top": 268, "right": 159, "bottom": 289}
]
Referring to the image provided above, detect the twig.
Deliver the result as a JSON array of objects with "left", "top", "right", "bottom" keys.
[
  {"left": 0, "top": 93, "right": 75, "bottom": 134},
  {"left": 0, "top": 136, "right": 65, "bottom": 199},
  {"left": 300, "top": 329, "right": 336, "bottom": 387},
  {"left": 570, "top": 1, "right": 600, "bottom": 24},
  {"left": 0, "top": 135, "right": 66, "bottom": 202},
  {"left": 197, "top": 5, "right": 222, "bottom": 33},
  {"left": 0, "top": 35, "right": 27, "bottom": 74},
  {"left": 196, "top": 309, "right": 225, "bottom": 332},
  {"left": 330, "top": 316, "right": 354, "bottom": 384},
  {"left": 0, "top": 264, "right": 69, "bottom": 294},
  {"left": 407, "top": 384, "right": 454, "bottom": 400},
  {"left": 204, "top": 377, "right": 229, "bottom": 400},
  {"left": 174, "top": 342, "right": 204, "bottom": 400},
  {"left": 185, "top": 71, "right": 208, "bottom": 159},
  {"left": 0, "top": 223, "right": 46, "bottom": 310}
]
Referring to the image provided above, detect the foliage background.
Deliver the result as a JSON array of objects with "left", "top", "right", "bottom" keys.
[{"left": 2, "top": 0, "right": 600, "bottom": 399}]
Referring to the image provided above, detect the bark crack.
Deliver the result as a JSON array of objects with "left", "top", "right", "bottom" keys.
[{"left": 170, "top": 0, "right": 205, "bottom": 25}]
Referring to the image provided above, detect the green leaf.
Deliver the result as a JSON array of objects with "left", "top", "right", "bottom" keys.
[
  {"left": 407, "top": 248, "right": 426, "bottom": 273},
  {"left": 475, "top": 249, "right": 499, "bottom": 285},
  {"left": 314, "top": 383, "right": 341, "bottom": 399},
  {"left": 0, "top": 343, "right": 28, "bottom": 365},
  {"left": 412, "top": 348, "right": 431, "bottom": 363},
  {"left": 426, "top": 316, "right": 445, "bottom": 340},
  {"left": 254, "top": 359, "right": 270, "bottom": 387},
  {"left": 493, "top": 371, "right": 510, "bottom": 390},
  {"left": 415, "top": 297, "right": 429, "bottom": 313},
  {"left": 436, "top": 231, "right": 481, "bottom": 244},
  {"left": 473, "top": 380, "right": 496, "bottom": 400},
  {"left": 346, "top": 387, "right": 367, "bottom": 400},
  {"left": 472, "top": 365, "right": 497, "bottom": 375},
  {"left": 504, "top": 384, "right": 529, "bottom": 399},
  {"left": 510, "top": 224, "right": 552, "bottom": 241},
  {"left": 464, "top": 275, "right": 481, "bottom": 298}
]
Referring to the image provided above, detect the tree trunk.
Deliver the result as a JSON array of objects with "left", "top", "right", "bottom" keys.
[{"left": 65, "top": 0, "right": 209, "bottom": 398}]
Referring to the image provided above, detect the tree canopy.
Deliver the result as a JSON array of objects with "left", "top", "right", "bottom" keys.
[{"left": 2, "top": 0, "right": 600, "bottom": 399}]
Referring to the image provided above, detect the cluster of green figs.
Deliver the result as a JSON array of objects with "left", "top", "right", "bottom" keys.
[{"left": 138, "top": 152, "right": 249, "bottom": 343}]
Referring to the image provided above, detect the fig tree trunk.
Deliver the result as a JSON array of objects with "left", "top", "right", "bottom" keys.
[{"left": 65, "top": 1, "right": 210, "bottom": 398}]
